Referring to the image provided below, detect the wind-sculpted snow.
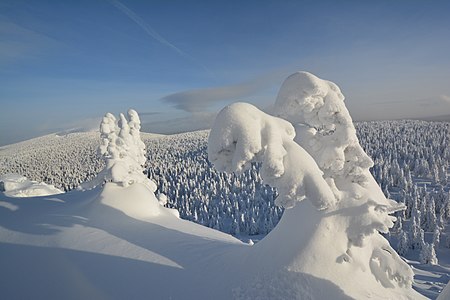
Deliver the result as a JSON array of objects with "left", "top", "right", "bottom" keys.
[
  {"left": 272, "top": 71, "right": 406, "bottom": 245},
  {"left": 0, "top": 174, "right": 63, "bottom": 197},
  {"left": 208, "top": 102, "right": 336, "bottom": 210}
]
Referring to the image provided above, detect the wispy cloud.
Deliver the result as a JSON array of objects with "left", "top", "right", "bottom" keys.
[
  {"left": 0, "top": 20, "right": 60, "bottom": 63},
  {"left": 108, "top": 0, "right": 210, "bottom": 74},
  {"left": 161, "top": 73, "right": 282, "bottom": 112}
]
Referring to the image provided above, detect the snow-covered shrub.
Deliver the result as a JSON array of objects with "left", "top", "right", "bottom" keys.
[{"left": 157, "top": 193, "right": 168, "bottom": 206}]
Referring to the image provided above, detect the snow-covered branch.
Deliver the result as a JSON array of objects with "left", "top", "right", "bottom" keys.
[
  {"left": 274, "top": 71, "right": 373, "bottom": 186},
  {"left": 208, "top": 102, "right": 336, "bottom": 210}
]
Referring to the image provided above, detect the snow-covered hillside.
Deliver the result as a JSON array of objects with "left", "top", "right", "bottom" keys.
[
  {"left": 1, "top": 121, "right": 447, "bottom": 239},
  {"left": 0, "top": 71, "right": 448, "bottom": 299}
]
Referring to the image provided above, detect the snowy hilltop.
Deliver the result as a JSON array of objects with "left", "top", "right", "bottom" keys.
[{"left": 0, "top": 72, "right": 435, "bottom": 299}]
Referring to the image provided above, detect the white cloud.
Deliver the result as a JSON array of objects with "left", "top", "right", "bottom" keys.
[
  {"left": 161, "top": 73, "right": 282, "bottom": 112},
  {"left": 439, "top": 94, "right": 450, "bottom": 103}
]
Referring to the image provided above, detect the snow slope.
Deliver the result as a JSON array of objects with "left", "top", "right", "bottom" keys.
[
  {"left": 438, "top": 280, "right": 450, "bottom": 299},
  {"left": 0, "top": 182, "right": 250, "bottom": 300},
  {"left": 0, "top": 179, "right": 424, "bottom": 299},
  {"left": 0, "top": 110, "right": 251, "bottom": 299}
]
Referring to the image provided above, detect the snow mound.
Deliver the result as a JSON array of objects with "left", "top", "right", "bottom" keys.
[
  {"left": 0, "top": 174, "right": 63, "bottom": 197},
  {"left": 0, "top": 180, "right": 245, "bottom": 299},
  {"left": 99, "top": 182, "right": 179, "bottom": 220}
]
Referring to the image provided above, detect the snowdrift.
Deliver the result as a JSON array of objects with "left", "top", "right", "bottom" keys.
[
  {"left": 0, "top": 182, "right": 249, "bottom": 299},
  {"left": 0, "top": 173, "right": 63, "bottom": 197},
  {"left": 0, "top": 73, "right": 429, "bottom": 299}
]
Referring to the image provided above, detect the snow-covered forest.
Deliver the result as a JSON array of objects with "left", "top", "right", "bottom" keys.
[{"left": 1, "top": 121, "right": 447, "bottom": 242}]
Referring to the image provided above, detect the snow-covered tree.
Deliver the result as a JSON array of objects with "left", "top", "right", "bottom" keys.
[
  {"left": 272, "top": 71, "right": 409, "bottom": 252},
  {"left": 392, "top": 215, "right": 403, "bottom": 233},
  {"left": 397, "top": 230, "right": 409, "bottom": 256},
  {"left": 433, "top": 228, "right": 440, "bottom": 247},
  {"left": 80, "top": 109, "right": 157, "bottom": 192},
  {"left": 426, "top": 198, "right": 437, "bottom": 232},
  {"left": 419, "top": 242, "right": 438, "bottom": 265},
  {"left": 208, "top": 71, "right": 419, "bottom": 297}
]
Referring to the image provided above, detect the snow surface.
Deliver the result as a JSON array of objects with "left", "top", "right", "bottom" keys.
[
  {"left": 438, "top": 280, "right": 450, "bottom": 299},
  {"left": 0, "top": 182, "right": 249, "bottom": 299},
  {"left": 0, "top": 173, "right": 63, "bottom": 197}
]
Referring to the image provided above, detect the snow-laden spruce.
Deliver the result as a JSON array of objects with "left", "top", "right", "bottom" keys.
[
  {"left": 208, "top": 102, "right": 335, "bottom": 210},
  {"left": 81, "top": 109, "right": 157, "bottom": 192},
  {"left": 208, "top": 72, "right": 422, "bottom": 299},
  {"left": 274, "top": 71, "right": 374, "bottom": 186},
  {"left": 80, "top": 109, "right": 170, "bottom": 218}
]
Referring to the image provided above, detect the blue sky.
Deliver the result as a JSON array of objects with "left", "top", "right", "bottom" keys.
[{"left": 1, "top": 0, "right": 450, "bottom": 145}]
